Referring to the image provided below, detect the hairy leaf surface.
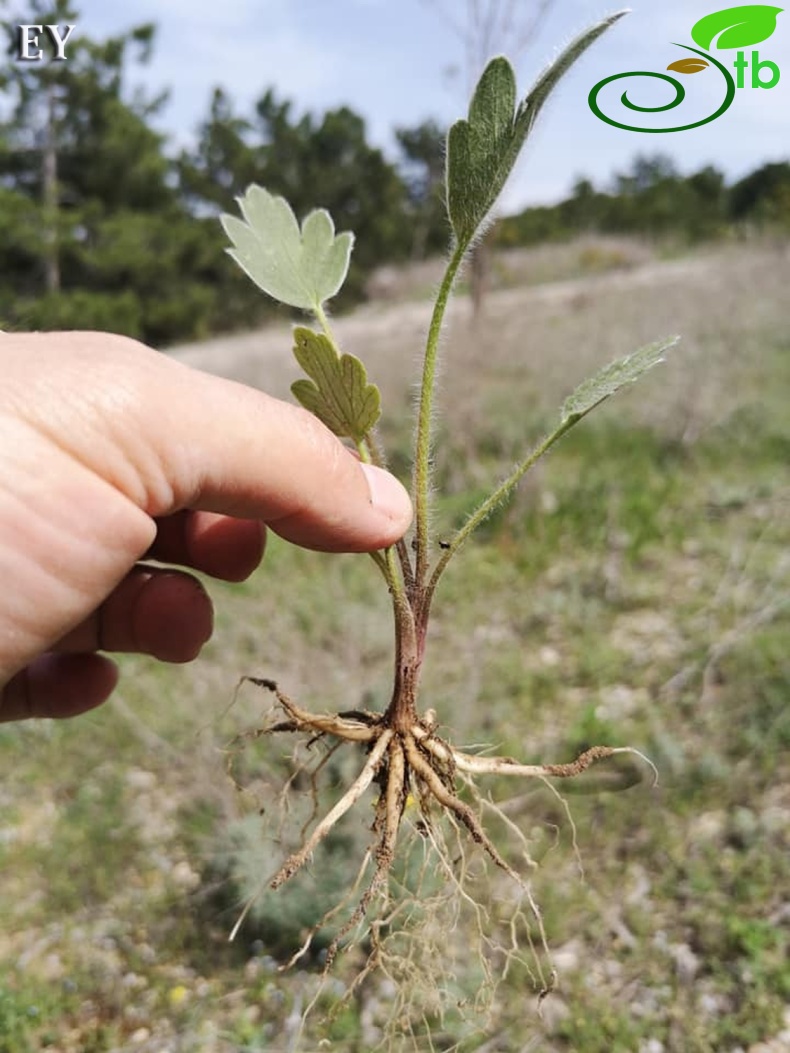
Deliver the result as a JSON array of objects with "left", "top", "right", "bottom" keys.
[
  {"left": 291, "top": 327, "right": 380, "bottom": 441},
  {"left": 561, "top": 337, "right": 679, "bottom": 424},
  {"left": 446, "top": 12, "right": 626, "bottom": 247},
  {"left": 221, "top": 185, "right": 353, "bottom": 311}
]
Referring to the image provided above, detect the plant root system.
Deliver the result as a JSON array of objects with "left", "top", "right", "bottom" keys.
[{"left": 228, "top": 676, "right": 655, "bottom": 993}]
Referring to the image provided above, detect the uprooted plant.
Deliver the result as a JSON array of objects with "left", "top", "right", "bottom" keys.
[{"left": 219, "top": 9, "right": 674, "bottom": 1038}]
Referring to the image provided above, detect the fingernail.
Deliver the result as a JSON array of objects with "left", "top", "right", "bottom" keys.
[{"left": 359, "top": 463, "right": 413, "bottom": 527}]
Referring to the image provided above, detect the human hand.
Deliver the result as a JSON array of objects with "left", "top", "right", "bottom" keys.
[{"left": 0, "top": 332, "right": 412, "bottom": 722}]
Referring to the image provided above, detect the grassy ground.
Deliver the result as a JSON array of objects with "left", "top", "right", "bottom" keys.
[{"left": 1, "top": 238, "right": 789, "bottom": 1052}]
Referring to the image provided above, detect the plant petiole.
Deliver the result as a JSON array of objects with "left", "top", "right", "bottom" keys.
[
  {"left": 424, "top": 416, "right": 577, "bottom": 610},
  {"left": 412, "top": 240, "right": 468, "bottom": 589}
]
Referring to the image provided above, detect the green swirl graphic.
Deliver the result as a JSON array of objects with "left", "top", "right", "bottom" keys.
[{"left": 588, "top": 44, "right": 736, "bottom": 132}]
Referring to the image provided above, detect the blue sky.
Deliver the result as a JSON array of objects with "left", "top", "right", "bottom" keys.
[{"left": 70, "top": 0, "right": 788, "bottom": 209}]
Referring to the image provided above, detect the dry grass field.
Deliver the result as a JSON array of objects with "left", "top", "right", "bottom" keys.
[{"left": 1, "top": 236, "right": 789, "bottom": 1052}]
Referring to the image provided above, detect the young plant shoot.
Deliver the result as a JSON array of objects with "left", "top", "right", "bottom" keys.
[{"left": 221, "top": 9, "right": 674, "bottom": 1011}]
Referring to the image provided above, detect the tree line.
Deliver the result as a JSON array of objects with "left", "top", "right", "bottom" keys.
[
  {"left": 0, "top": 3, "right": 787, "bottom": 347},
  {"left": 495, "top": 154, "right": 790, "bottom": 249},
  {"left": 0, "top": 2, "right": 448, "bottom": 345}
]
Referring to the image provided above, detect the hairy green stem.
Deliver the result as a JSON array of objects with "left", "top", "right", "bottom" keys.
[
  {"left": 365, "top": 430, "right": 414, "bottom": 590},
  {"left": 424, "top": 416, "right": 577, "bottom": 611},
  {"left": 359, "top": 432, "right": 406, "bottom": 604},
  {"left": 313, "top": 303, "right": 409, "bottom": 606},
  {"left": 367, "top": 549, "right": 389, "bottom": 577},
  {"left": 314, "top": 302, "right": 336, "bottom": 346},
  {"left": 412, "top": 242, "right": 467, "bottom": 589}
]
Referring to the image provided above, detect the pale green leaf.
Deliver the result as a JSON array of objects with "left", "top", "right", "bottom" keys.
[
  {"left": 291, "top": 327, "right": 381, "bottom": 442},
  {"left": 220, "top": 185, "right": 353, "bottom": 311},
  {"left": 561, "top": 337, "right": 679, "bottom": 424},
  {"left": 446, "top": 12, "right": 626, "bottom": 246},
  {"left": 691, "top": 5, "right": 782, "bottom": 50}
]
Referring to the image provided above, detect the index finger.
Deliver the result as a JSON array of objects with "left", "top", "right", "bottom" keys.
[
  {"left": 175, "top": 369, "right": 412, "bottom": 552},
  {"left": 15, "top": 333, "right": 413, "bottom": 554}
]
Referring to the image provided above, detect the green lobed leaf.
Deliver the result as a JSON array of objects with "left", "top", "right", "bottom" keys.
[
  {"left": 691, "top": 5, "right": 783, "bottom": 50},
  {"left": 560, "top": 337, "right": 680, "bottom": 424},
  {"left": 220, "top": 185, "right": 354, "bottom": 311},
  {"left": 446, "top": 12, "right": 627, "bottom": 247},
  {"left": 291, "top": 327, "right": 381, "bottom": 442}
]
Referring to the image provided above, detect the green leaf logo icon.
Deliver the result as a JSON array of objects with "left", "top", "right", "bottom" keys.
[{"left": 691, "top": 5, "right": 783, "bottom": 50}]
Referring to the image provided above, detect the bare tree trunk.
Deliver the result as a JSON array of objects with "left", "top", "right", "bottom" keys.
[{"left": 42, "top": 84, "right": 60, "bottom": 294}]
